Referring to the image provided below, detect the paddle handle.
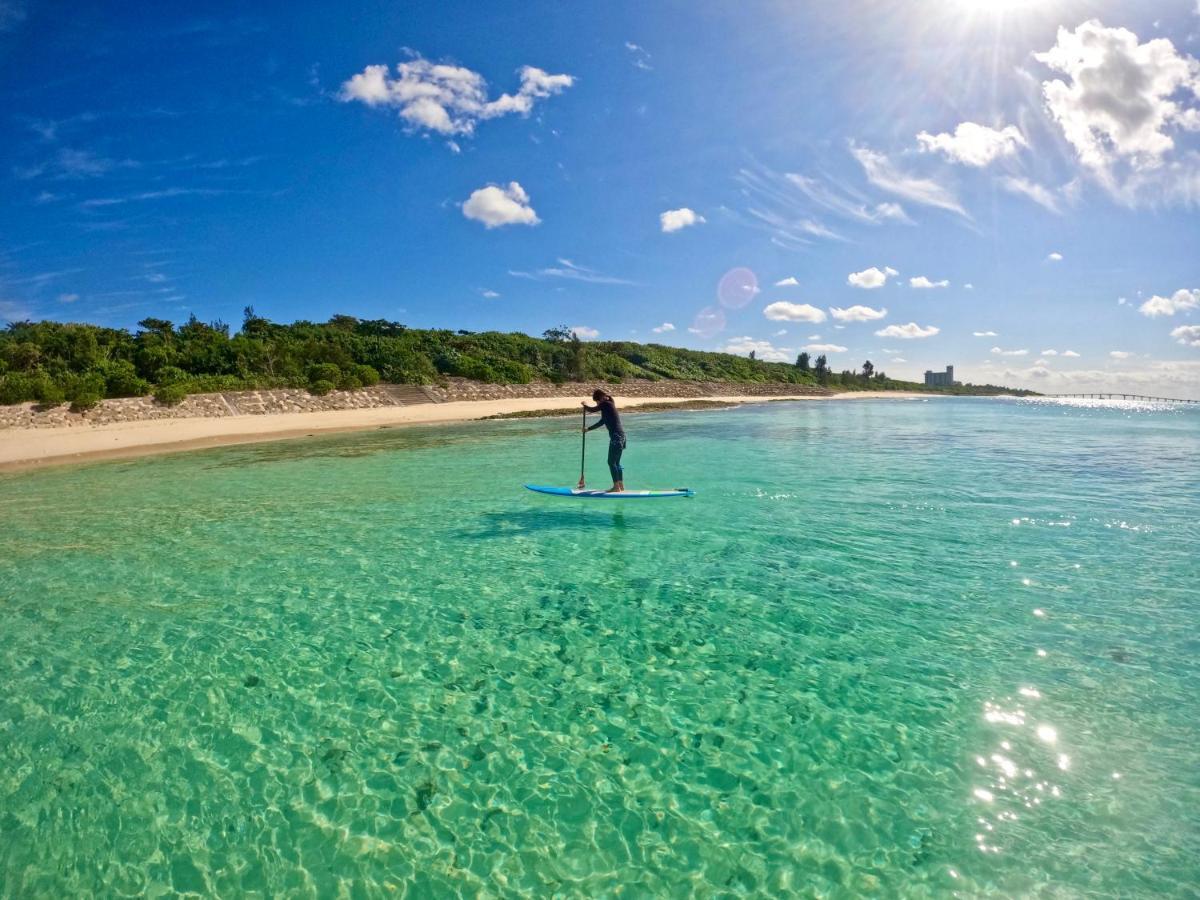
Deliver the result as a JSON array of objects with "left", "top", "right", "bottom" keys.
[{"left": 578, "top": 408, "right": 587, "bottom": 488}]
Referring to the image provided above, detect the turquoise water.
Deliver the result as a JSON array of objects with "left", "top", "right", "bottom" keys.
[{"left": 1, "top": 397, "right": 1198, "bottom": 897}]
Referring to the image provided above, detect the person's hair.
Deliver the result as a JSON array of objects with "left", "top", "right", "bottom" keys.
[{"left": 592, "top": 388, "right": 612, "bottom": 402}]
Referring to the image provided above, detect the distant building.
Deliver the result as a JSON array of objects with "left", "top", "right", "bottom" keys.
[{"left": 924, "top": 365, "right": 958, "bottom": 387}]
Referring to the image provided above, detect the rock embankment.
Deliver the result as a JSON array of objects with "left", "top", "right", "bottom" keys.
[{"left": 0, "top": 379, "right": 831, "bottom": 431}]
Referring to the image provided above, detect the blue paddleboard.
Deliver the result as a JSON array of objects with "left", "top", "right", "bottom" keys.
[{"left": 525, "top": 485, "right": 694, "bottom": 499}]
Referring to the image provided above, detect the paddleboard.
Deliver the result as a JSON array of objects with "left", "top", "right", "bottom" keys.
[{"left": 525, "top": 485, "right": 694, "bottom": 499}]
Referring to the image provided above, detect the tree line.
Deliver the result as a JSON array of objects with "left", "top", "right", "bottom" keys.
[{"left": 0, "top": 312, "right": 1033, "bottom": 410}]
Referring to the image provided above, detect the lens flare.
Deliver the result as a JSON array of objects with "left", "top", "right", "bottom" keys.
[{"left": 717, "top": 267, "right": 758, "bottom": 310}]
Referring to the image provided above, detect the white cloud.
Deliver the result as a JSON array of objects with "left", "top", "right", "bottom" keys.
[
  {"left": 652, "top": 322, "right": 675, "bottom": 333},
  {"left": 462, "top": 182, "right": 539, "bottom": 228},
  {"left": 570, "top": 326, "right": 600, "bottom": 340},
  {"left": 1110, "top": 350, "right": 1132, "bottom": 359},
  {"left": 659, "top": 207, "right": 705, "bottom": 233},
  {"left": 1062, "top": 350, "right": 1081, "bottom": 357},
  {"left": 910, "top": 276, "right": 949, "bottom": 289},
  {"left": 782, "top": 172, "right": 914, "bottom": 226},
  {"left": 973, "top": 330, "right": 998, "bottom": 337},
  {"left": 1001, "top": 176, "right": 1064, "bottom": 214},
  {"left": 807, "top": 334, "right": 821, "bottom": 340},
  {"left": 1042, "top": 349, "right": 1059, "bottom": 356},
  {"left": 763, "top": 301, "right": 827, "bottom": 323},
  {"left": 721, "top": 336, "right": 793, "bottom": 361},
  {"left": 802, "top": 343, "right": 848, "bottom": 353},
  {"left": 991, "top": 346, "right": 1030, "bottom": 356},
  {"left": 57, "top": 292, "right": 80, "bottom": 303},
  {"left": 340, "top": 57, "right": 574, "bottom": 138},
  {"left": 774, "top": 329, "right": 788, "bottom": 336},
  {"left": 851, "top": 144, "right": 968, "bottom": 217},
  {"left": 1047, "top": 252, "right": 1063, "bottom": 262},
  {"left": 965, "top": 283, "right": 975, "bottom": 290},
  {"left": 480, "top": 289, "right": 500, "bottom": 298},
  {"left": 0, "top": 299, "right": 32, "bottom": 322},
  {"left": 625, "top": 42, "right": 652, "bottom": 70},
  {"left": 847, "top": 266, "right": 895, "bottom": 289},
  {"left": 875, "top": 322, "right": 940, "bottom": 339},
  {"left": 917, "top": 122, "right": 1027, "bottom": 167},
  {"left": 509, "top": 258, "right": 634, "bottom": 285},
  {"left": 774, "top": 276, "right": 800, "bottom": 287},
  {"left": 1139, "top": 288, "right": 1200, "bottom": 317},
  {"left": 1172, "top": 324, "right": 1200, "bottom": 347},
  {"left": 830, "top": 305, "right": 887, "bottom": 322},
  {"left": 1035, "top": 21, "right": 1200, "bottom": 176}
]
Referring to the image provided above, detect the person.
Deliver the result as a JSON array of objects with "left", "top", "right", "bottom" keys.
[{"left": 582, "top": 389, "right": 625, "bottom": 492}]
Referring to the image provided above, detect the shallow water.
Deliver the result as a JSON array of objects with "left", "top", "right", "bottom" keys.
[{"left": 1, "top": 398, "right": 1198, "bottom": 896}]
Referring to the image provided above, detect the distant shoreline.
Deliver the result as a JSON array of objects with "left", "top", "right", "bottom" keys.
[{"left": 0, "top": 389, "right": 948, "bottom": 473}]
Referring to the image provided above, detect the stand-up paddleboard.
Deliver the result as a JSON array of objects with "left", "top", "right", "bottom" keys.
[{"left": 525, "top": 485, "right": 694, "bottom": 499}]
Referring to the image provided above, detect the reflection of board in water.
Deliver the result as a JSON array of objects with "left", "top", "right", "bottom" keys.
[{"left": 524, "top": 484, "right": 694, "bottom": 499}]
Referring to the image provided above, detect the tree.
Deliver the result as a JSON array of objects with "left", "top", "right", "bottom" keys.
[
  {"left": 862, "top": 360, "right": 874, "bottom": 378},
  {"left": 542, "top": 325, "right": 574, "bottom": 343},
  {"left": 813, "top": 354, "right": 829, "bottom": 385},
  {"left": 796, "top": 351, "right": 810, "bottom": 372},
  {"left": 748, "top": 349, "right": 756, "bottom": 361}
]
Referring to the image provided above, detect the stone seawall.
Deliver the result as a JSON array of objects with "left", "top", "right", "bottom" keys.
[{"left": 0, "top": 379, "right": 831, "bottom": 431}]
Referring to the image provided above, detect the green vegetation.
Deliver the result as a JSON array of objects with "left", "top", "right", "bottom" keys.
[{"left": 0, "top": 312, "right": 1036, "bottom": 407}]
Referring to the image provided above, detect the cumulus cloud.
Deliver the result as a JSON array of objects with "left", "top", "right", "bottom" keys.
[
  {"left": 763, "top": 301, "right": 827, "bottom": 323},
  {"left": 875, "top": 322, "right": 940, "bottom": 339},
  {"left": 721, "top": 336, "right": 794, "bottom": 361},
  {"left": 462, "top": 182, "right": 539, "bottom": 228},
  {"left": 652, "top": 322, "right": 675, "bottom": 333},
  {"left": 340, "top": 56, "right": 574, "bottom": 137},
  {"left": 851, "top": 145, "right": 968, "bottom": 217},
  {"left": 1172, "top": 324, "right": 1200, "bottom": 346},
  {"left": 57, "top": 292, "right": 79, "bottom": 303},
  {"left": 1042, "top": 349, "right": 1059, "bottom": 356},
  {"left": 830, "top": 305, "right": 887, "bottom": 322},
  {"left": 1047, "top": 252, "right": 1063, "bottom": 262},
  {"left": 479, "top": 289, "right": 500, "bottom": 298},
  {"left": 991, "top": 346, "right": 1030, "bottom": 356},
  {"left": 774, "top": 276, "right": 800, "bottom": 287},
  {"left": 570, "top": 326, "right": 600, "bottom": 340},
  {"left": 1062, "top": 350, "right": 1081, "bottom": 357},
  {"left": 910, "top": 276, "right": 949, "bottom": 289},
  {"left": 1110, "top": 350, "right": 1132, "bottom": 359},
  {"left": 659, "top": 207, "right": 705, "bottom": 233},
  {"left": 1035, "top": 21, "right": 1200, "bottom": 177},
  {"left": 1139, "top": 288, "right": 1200, "bottom": 317},
  {"left": 916, "top": 122, "right": 1027, "bottom": 166},
  {"left": 973, "top": 330, "right": 998, "bottom": 337},
  {"left": 802, "top": 342, "right": 848, "bottom": 353},
  {"left": 1002, "top": 176, "right": 1064, "bottom": 214},
  {"left": 847, "top": 266, "right": 896, "bottom": 289}
]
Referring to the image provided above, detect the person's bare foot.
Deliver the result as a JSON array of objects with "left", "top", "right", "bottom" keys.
[{"left": 606, "top": 484, "right": 620, "bottom": 493}]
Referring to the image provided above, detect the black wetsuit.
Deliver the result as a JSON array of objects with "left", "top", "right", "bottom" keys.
[{"left": 584, "top": 398, "right": 626, "bottom": 483}]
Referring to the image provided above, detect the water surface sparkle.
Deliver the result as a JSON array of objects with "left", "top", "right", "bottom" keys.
[{"left": 1, "top": 399, "right": 1197, "bottom": 895}]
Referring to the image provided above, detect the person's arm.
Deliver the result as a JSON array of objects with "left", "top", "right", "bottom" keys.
[
  {"left": 581, "top": 403, "right": 600, "bottom": 413},
  {"left": 586, "top": 420, "right": 605, "bottom": 431}
]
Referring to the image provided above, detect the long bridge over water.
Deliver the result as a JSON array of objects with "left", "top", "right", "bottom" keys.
[{"left": 1048, "top": 393, "right": 1198, "bottom": 404}]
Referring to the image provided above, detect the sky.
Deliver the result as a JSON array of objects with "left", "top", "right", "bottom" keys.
[{"left": 1, "top": 0, "right": 1199, "bottom": 397}]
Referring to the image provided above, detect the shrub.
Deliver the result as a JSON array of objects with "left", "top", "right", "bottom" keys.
[
  {"left": 70, "top": 391, "right": 102, "bottom": 412},
  {"left": 155, "top": 365, "right": 188, "bottom": 385},
  {"left": 0, "top": 373, "right": 35, "bottom": 405},
  {"left": 337, "top": 373, "right": 362, "bottom": 391},
  {"left": 352, "top": 364, "right": 380, "bottom": 387},
  {"left": 308, "top": 379, "right": 336, "bottom": 396},
  {"left": 307, "top": 363, "right": 341, "bottom": 386},
  {"left": 154, "top": 382, "right": 188, "bottom": 406},
  {"left": 102, "top": 359, "right": 151, "bottom": 397},
  {"left": 33, "top": 376, "right": 66, "bottom": 408}
]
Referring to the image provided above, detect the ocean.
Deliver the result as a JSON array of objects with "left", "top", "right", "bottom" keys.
[{"left": 1, "top": 397, "right": 1197, "bottom": 896}]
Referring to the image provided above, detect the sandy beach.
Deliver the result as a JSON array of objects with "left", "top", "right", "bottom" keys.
[{"left": 0, "top": 391, "right": 937, "bottom": 472}]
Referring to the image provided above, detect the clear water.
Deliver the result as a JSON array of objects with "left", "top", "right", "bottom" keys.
[{"left": 1, "top": 398, "right": 1197, "bottom": 897}]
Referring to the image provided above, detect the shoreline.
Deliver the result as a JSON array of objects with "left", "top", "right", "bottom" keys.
[{"left": 0, "top": 391, "right": 940, "bottom": 473}]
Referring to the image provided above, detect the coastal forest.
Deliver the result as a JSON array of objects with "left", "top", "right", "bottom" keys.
[{"left": 0, "top": 311, "right": 1031, "bottom": 409}]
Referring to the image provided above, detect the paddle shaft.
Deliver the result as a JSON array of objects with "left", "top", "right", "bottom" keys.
[{"left": 578, "top": 408, "right": 586, "bottom": 487}]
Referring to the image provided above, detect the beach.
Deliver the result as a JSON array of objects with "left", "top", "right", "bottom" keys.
[{"left": 0, "top": 390, "right": 933, "bottom": 471}]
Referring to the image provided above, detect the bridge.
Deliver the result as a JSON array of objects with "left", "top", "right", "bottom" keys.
[{"left": 1048, "top": 393, "right": 1198, "bottom": 404}]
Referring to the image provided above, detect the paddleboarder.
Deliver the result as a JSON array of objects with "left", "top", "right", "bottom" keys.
[{"left": 582, "top": 389, "right": 625, "bottom": 493}]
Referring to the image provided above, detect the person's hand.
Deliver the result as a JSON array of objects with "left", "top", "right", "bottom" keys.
[
  {"left": 582, "top": 426, "right": 588, "bottom": 433},
  {"left": 580, "top": 401, "right": 587, "bottom": 407}
]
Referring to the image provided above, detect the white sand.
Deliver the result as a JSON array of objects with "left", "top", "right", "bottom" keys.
[{"left": 0, "top": 391, "right": 937, "bottom": 471}]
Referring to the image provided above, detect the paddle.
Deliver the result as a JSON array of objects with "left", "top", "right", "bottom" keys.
[{"left": 577, "top": 407, "right": 587, "bottom": 489}]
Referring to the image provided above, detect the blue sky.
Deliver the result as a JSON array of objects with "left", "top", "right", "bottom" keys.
[{"left": 2, "top": 0, "right": 1199, "bottom": 395}]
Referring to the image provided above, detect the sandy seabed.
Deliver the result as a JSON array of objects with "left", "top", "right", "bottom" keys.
[{"left": 0, "top": 391, "right": 938, "bottom": 472}]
